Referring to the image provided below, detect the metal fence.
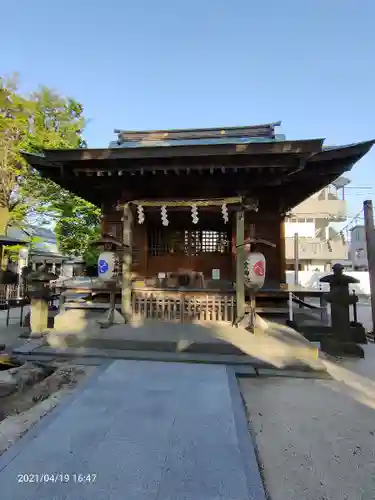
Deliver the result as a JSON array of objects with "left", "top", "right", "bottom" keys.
[
  {"left": 0, "top": 284, "right": 29, "bottom": 327},
  {"left": 0, "top": 284, "right": 27, "bottom": 307}
]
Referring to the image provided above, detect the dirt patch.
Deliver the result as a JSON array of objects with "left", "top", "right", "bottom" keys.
[
  {"left": 0, "top": 362, "right": 95, "bottom": 456},
  {"left": 1, "top": 364, "right": 88, "bottom": 417}
]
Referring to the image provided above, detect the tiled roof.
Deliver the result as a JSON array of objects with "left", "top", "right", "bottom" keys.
[{"left": 112, "top": 122, "right": 284, "bottom": 148}]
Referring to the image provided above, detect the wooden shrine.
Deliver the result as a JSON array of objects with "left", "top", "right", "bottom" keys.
[{"left": 23, "top": 123, "right": 374, "bottom": 323}]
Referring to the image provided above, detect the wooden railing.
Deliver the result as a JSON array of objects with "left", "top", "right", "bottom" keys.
[{"left": 132, "top": 290, "right": 236, "bottom": 323}]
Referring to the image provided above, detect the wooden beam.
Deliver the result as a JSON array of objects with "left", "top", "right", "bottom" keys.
[
  {"left": 279, "top": 218, "right": 286, "bottom": 284},
  {"left": 235, "top": 210, "right": 245, "bottom": 321},
  {"left": 127, "top": 197, "right": 243, "bottom": 207},
  {"left": 72, "top": 162, "right": 296, "bottom": 176}
]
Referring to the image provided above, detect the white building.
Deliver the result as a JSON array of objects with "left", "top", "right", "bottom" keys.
[
  {"left": 6, "top": 225, "right": 67, "bottom": 273},
  {"left": 349, "top": 225, "right": 368, "bottom": 270},
  {"left": 285, "top": 177, "right": 350, "bottom": 272}
]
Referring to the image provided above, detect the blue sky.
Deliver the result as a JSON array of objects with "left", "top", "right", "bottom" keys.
[{"left": 2, "top": 0, "right": 375, "bottom": 221}]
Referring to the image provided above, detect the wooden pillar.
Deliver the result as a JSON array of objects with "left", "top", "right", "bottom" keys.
[
  {"left": 236, "top": 210, "right": 245, "bottom": 320},
  {"left": 121, "top": 203, "right": 133, "bottom": 322},
  {"left": 279, "top": 217, "right": 286, "bottom": 285},
  {"left": 364, "top": 200, "right": 375, "bottom": 333}
]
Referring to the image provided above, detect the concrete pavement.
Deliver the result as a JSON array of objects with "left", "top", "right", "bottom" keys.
[{"left": 0, "top": 360, "right": 266, "bottom": 500}]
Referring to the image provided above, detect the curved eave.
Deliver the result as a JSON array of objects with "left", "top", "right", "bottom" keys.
[
  {"left": 0, "top": 235, "right": 27, "bottom": 245},
  {"left": 21, "top": 138, "right": 324, "bottom": 167},
  {"left": 280, "top": 139, "right": 375, "bottom": 211},
  {"left": 310, "top": 139, "right": 375, "bottom": 163}
]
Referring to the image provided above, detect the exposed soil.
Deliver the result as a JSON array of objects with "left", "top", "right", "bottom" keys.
[
  {"left": 0, "top": 361, "right": 95, "bottom": 456},
  {"left": 0, "top": 363, "right": 87, "bottom": 418}
]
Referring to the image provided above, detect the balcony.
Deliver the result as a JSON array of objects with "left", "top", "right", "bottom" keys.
[
  {"left": 290, "top": 198, "right": 347, "bottom": 221},
  {"left": 285, "top": 237, "right": 349, "bottom": 261}
]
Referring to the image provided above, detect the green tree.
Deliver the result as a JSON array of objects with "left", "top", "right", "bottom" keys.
[
  {"left": 0, "top": 74, "right": 32, "bottom": 232},
  {"left": 38, "top": 192, "right": 101, "bottom": 258},
  {"left": 0, "top": 75, "right": 100, "bottom": 259}
]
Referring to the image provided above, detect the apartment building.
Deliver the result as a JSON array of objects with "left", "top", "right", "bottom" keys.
[{"left": 285, "top": 177, "right": 350, "bottom": 272}]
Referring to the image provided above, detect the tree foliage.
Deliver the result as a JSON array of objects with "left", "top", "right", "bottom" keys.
[
  {"left": 0, "top": 74, "right": 100, "bottom": 259},
  {"left": 0, "top": 75, "right": 32, "bottom": 223}
]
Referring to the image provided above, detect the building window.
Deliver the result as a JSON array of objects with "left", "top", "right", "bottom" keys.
[
  {"left": 148, "top": 229, "right": 187, "bottom": 256},
  {"left": 286, "top": 263, "right": 303, "bottom": 271},
  {"left": 148, "top": 229, "right": 231, "bottom": 256},
  {"left": 190, "top": 230, "right": 230, "bottom": 255}
]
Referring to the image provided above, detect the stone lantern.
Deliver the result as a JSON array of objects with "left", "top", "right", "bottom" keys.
[
  {"left": 319, "top": 263, "right": 365, "bottom": 357},
  {"left": 26, "top": 263, "right": 58, "bottom": 337}
]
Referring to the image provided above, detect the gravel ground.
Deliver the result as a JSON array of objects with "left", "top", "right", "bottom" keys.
[{"left": 240, "top": 346, "right": 375, "bottom": 500}]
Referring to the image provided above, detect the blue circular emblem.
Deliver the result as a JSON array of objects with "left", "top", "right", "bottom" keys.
[{"left": 98, "top": 259, "right": 109, "bottom": 274}]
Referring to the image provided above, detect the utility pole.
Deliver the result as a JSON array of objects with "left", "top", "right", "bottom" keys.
[
  {"left": 364, "top": 200, "right": 375, "bottom": 333},
  {"left": 294, "top": 232, "right": 299, "bottom": 285}
]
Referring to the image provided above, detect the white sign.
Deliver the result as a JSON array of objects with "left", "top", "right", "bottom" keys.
[
  {"left": 212, "top": 269, "right": 220, "bottom": 280},
  {"left": 158, "top": 272, "right": 166, "bottom": 279}
]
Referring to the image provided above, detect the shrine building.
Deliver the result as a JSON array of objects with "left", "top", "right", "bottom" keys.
[{"left": 23, "top": 122, "right": 374, "bottom": 321}]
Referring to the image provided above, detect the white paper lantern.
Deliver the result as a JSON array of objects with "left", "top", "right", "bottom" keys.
[
  {"left": 244, "top": 252, "right": 266, "bottom": 289},
  {"left": 98, "top": 252, "right": 120, "bottom": 281}
]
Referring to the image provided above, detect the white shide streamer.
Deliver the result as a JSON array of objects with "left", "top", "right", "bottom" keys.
[
  {"left": 191, "top": 203, "right": 199, "bottom": 224},
  {"left": 221, "top": 203, "right": 228, "bottom": 223},
  {"left": 161, "top": 205, "right": 169, "bottom": 226},
  {"left": 137, "top": 205, "right": 145, "bottom": 224}
]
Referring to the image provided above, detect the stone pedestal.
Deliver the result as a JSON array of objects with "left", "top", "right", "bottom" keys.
[
  {"left": 30, "top": 298, "right": 49, "bottom": 337},
  {"left": 320, "top": 339, "right": 364, "bottom": 358}
]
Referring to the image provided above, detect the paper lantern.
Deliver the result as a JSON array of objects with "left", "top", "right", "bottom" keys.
[
  {"left": 98, "top": 252, "right": 120, "bottom": 281},
  {"left": 244, "top": 252, "right": 266, "bottom": 289}
]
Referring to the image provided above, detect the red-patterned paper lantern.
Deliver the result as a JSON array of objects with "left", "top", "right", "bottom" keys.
[{"left": 244, "top": 252, "right": 266, "bottom": 289}]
